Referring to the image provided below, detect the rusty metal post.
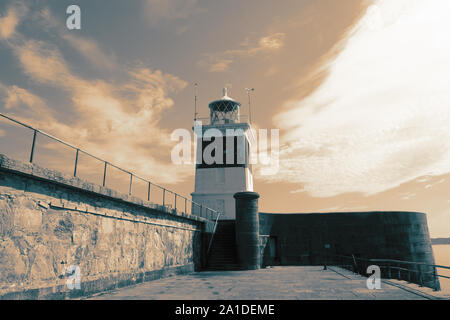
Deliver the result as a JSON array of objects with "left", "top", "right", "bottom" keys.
[
  {"left": 352, "top": 254, "right": 358, "bottom": 274},
  {"left": 434, "top": 267, "right": 441, "bottom": 291},
  {"left": 73, "top": 148, "right": 79, "bottom": 177},
  {"left": 29, "top": 130, "right": 37, "bottom": 163},
  {"left": 129, "top": 173, "right": 133, "bottom": 195},
  {"left": 102, "top": 162, "right": 107, "bottom": 187}
]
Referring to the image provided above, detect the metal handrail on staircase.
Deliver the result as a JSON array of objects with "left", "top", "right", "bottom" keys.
[{"left": 206, "top": 211, "right": 222, "bottom": 256}]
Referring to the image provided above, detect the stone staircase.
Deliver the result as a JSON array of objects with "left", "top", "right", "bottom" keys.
[{"left": 206, "top": 220, "right": 240, "bottom": 270}]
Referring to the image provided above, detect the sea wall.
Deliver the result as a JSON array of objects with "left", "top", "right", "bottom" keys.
[
  {"left": 259, "top": 211, "right": 438, "bottom": 288},
  {"left": 0, "top": 154, "right": 212, "bottom": 299}
]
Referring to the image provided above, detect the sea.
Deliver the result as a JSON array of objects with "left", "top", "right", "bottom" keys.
[{"left": 432, "top": 244, "right": 450, "bottom": 292}]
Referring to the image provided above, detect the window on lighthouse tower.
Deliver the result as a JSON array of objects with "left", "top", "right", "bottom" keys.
[{"left": 197, "top": 135, "right": 247, "bottom": 168}]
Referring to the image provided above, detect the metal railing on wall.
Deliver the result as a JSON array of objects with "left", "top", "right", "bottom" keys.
[
  {"left": 0, "top": 112, "right": 221, "bottom": 222},
  {"left": 315, "top": 251, "right": 447, "bottom": 291}
]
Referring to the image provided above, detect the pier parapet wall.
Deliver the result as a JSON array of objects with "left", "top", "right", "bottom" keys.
[
  {"left": 259, "top": 211, "right": 438, "bottom": 288},
  {"left": 0, "top": 154, "right": 213, "bottom": 299}
]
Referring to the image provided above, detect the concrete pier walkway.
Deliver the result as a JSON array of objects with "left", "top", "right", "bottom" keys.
[{"left": 85, "top": 266, "right": 441, "bottom": 300}]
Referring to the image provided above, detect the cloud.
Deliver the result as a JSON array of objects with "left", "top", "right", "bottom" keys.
[
  {"left": 0, "top": 84, "right": 54, "bottom": 120},
  {"left": 264, "top": 0, "right": 450, "bottom": 197},
  {"left": 400, "top": 192, "right": 416, "bottom": 200},
  {"left": 14, "top": 40, "right": 77, "bottom": 87},
  {"left": 0, "top": 3, "right": 27, "bottom": 39},
  {"left": 199, "top": 32, "right": 286, "bottom": 72},
  {"left": 258, "top": 33, "right": 285, "bottom": 50},
  {"left": 198, "top": 57, "right": 233, "bottom": 73},
  {"left": 0, "top": 10, "right": 18, "bottom": 39},
  {"left": 423, "top": 178, "right": 445, "bottom": 190},
  {"left": 0, "top": 83, "right": 74, "bottom": 149},
  {"left": 0, "top": 7, "right": 190, "bottom": 185},
  {"left": 34, "top": 7, "right": 118, "bottom": 71},
  {"left": 62, "top": 34, "right": 118, "bottom": 71},
  {"left": 144, "top": 0, "right": 206, "bottom": 24}
]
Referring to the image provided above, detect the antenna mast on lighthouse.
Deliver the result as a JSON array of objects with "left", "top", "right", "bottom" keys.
[
  {"left": 194, "top": 83, "right": 198, "bottom": 122},
  {"left": 245, "top": 88, "right": 255, "bottom": 124}
]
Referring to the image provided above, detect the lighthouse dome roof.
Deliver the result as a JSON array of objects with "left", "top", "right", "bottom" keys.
[{"left": 208, "top": 88, "right": 241, "bottom": 112}]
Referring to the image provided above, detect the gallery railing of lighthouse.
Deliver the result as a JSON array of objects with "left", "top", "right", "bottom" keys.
[
  {"left": 0, "top": 112, "right": 221, "bottom": 222},
  {"left": 194, "top": 115, "right": 249, "bottom": 126},
  {"left": 314, "top": 251, "right": 449, "bottom": 291}
]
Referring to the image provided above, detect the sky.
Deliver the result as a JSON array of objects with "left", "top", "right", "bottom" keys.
[{"left": 0, "top": 0, "right": 449, "bottom": 237}]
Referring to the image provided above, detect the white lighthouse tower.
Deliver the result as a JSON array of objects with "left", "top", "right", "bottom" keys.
[{"left": 192, "top": 88, "right": 254, "bottom": 220}]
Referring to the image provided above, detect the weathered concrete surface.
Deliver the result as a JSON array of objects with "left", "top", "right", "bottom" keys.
[
  {"left": 0, "top": 154, "right": 209, "bottom": 299},
  {"left": 86, "top": 266, "right": 437, "bottom": 300}
]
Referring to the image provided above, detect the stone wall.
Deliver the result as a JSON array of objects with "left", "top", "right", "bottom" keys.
[{"left": 0, "top": 154, "right": 211, "bottom": 299}]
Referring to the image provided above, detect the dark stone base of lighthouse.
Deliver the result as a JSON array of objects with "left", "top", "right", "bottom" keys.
[
  {"left": 234, "top": 192, "right": 261, "bottom": 270},
  {"left": 206, "top": 191, "right": 440, "bottom": 290}
]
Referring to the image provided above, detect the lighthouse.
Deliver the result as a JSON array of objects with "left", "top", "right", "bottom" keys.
[{"left": 191, "top": 88, "right": 254, "bottom": 220}]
